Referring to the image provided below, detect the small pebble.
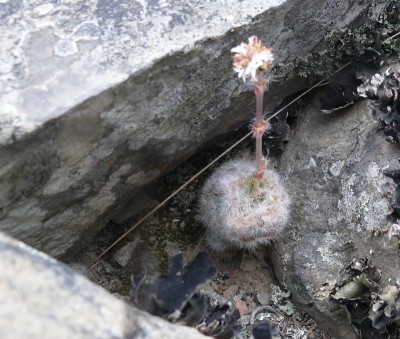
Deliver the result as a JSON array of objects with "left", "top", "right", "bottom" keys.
[
  {"left": 211, "top": 281, "right": 219, "bottom": 291},
  {"left": 223, "top": 284, "right": 239, "bottom": 299},
  {"left": 257, "top": 292, "right": 271, "bottom": 305},
  {"left": 248, "top": 301, "right": 257, "bottom": 312},
  {"left": 224, "top": 277, "right": 236, "bottom": 286},
  {"left": 245, "top": 295, "right": 254, "bottom": 304},
  {"left": 113, "top": 238, "right": 140, "bottom": 267},
  {"left": 240, "top": 314, "right": 251, "bottom": 325},
  {"left": 217, "top": 283, "right": 229, "bottom": 291},
  {"left": 235, "top": 299, "right": 249, "bottom": 317},
  {"left": 241, "top": 259, "right": 258, "bottom": 272},
  {"left": 227, "top": 270, "right": 239, "bottom": 278}
]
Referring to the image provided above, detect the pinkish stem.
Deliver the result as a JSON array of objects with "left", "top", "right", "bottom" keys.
[
  {"left": 253, "top": 75, "right": 268, "bottom": 178},
  {"left": 255, "top": 93, "right": 263, "bottom": 172}
]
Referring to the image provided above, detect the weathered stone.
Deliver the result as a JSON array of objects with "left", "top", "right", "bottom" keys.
[
  {"left": 257, "top": 291, "right": 272, "bottom": 306},
  {"left": 270, "top": 92, "right": 400, "bottom": 338},
  {"left": 0, "top": 0, "right": 391, "bottom": 258},
  {"left": 0, "top": 231, "right": 207, "bottom": 339},
  {"left": 113, "top": 238, "right": 140, "bottom": 267}
]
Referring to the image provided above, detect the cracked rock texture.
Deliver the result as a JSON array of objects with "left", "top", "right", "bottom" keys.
[
  {"left": 270, "top": 93, "right": 400, "bottom": 338},
  {"left": 0, "top": 0, "right": 384, "bottom": 257},
  {"left": 0, "top": 231, "right": 207, "bottom": 339}
]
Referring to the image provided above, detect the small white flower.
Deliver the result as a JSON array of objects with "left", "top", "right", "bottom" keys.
[
  {"left": 231, "top": 35, "right": 273, "bottom": 83},
  {"left": 231, "top": 45, "right": 247, "bottom": 55}
]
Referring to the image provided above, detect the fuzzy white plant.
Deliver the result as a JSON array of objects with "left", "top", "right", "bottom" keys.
[
  {"left": 197, "top": 36, "right": 290, "bottom": 251},
  {"left": 198, "top": 159, "right": 290, "bottom": 251}
]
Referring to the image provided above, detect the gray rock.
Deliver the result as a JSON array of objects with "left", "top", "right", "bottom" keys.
[
  {"left": 270, "top": 92, "right": 400, "bottom": 338},
  {"left": 0, "top": 231, "right": 207, "bottom": 339},
  {"left": 257, "top": 291, "right": 272, "bottom": 306},
  {"left": 0, "top": 0, "right": 388, "bottom": 258},
  {"left": 113, "top": 237, "right": 140, "bottom": 267}
]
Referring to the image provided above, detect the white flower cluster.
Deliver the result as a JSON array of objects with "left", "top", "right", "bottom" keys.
[{"left": 231, "top": 35, "right": 274, "bottom": 83}]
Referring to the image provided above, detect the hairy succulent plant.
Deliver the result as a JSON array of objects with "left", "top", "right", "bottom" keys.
[
  {"left": 198, "top": 159, "right": 290, "bottom": 251},
  {"left": 197, "top": 36, "right": 290, "bottom": 251}
]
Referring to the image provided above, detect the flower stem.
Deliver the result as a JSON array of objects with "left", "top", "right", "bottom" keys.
[
  {"left": 253, "top": 75, "right": 267, "bottom": 178},
  {"left": 255, "top": 92, "right": 263, "bottom": 172}
]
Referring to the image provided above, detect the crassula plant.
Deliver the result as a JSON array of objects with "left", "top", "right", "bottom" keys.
[{"left": 197, "top": 36, "right": 290, "bottom": 251}]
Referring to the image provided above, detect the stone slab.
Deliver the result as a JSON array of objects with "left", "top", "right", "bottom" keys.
[
  {"left": 0, "top": 231, "right": 207, "bottom": 339},
  {"left": 0, "top": 0, "right": 382, "bottom": 257},
  {"left": 270, "top": 92, "right": 400, "bottom": 338}
]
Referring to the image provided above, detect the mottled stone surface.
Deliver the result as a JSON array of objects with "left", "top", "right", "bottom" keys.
[
  {"left": 0, "top": 0, "right": 383, "bottom": 258},
  {"left": 0, "top": 231, "right": 207, "bottom": 339},
  {"left": 270, "top": 93, "right": 400, "bottom": 338}
]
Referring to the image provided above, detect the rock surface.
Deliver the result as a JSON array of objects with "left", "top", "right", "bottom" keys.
[
  {"left": 0, "top": 231, "right": 207, "bottom": 339},
  {"left": 0, "top": 0, "right": 387, "bottom": 258},
  {"left": 270, "top": 92, "right": 400, "bottom": 338}
]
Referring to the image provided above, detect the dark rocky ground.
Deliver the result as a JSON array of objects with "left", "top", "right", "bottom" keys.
[
  {"left": 67, "top": 65, "right": 400, "bottom": 338},
  {"left": 66, "top": 96, "right": 331, "bottom": 338}
]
